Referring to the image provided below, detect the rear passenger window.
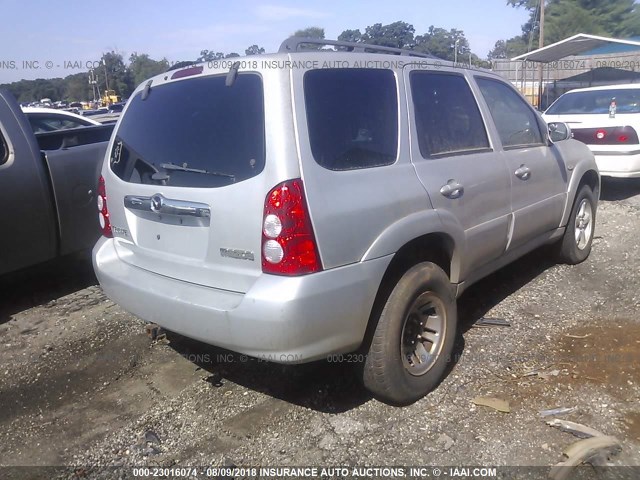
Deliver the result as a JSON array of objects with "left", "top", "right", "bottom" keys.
[
  {"left": 304, "top": 69, "right": 398, "bottom": 170},
  {"left": 410, "top": 72, "right": 490, "bottom": 157},
  {"left": 476, "top": 77, "right": 545, "bottom": 148}
]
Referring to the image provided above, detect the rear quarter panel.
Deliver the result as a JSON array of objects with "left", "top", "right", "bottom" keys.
[{"left": 290, "top": 63, "right": 444, "bottom": 271}]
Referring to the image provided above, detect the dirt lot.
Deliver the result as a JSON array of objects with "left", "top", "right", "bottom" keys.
[{"left": 1, "top": 179, "right": 639, "bottom": 478}]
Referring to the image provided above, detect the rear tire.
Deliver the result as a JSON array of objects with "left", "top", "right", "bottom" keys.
[
  {"left": 362, "top": 262, "right": 456, "bottom": 405},
  {"left": 557, "top": 184, "right": 596, "bottom": 264}
]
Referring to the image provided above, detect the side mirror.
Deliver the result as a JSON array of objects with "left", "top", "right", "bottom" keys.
[{"left": 548, "top": 122, "right": 572, "bottom": 142}]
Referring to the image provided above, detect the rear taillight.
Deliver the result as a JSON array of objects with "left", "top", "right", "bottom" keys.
[
  {"left": 572, "top": 126, "right": 639, "bottom": 145},
  {"left": 261, "top": 179, "right": 321, "bottom": 276},
  {"left": 97, "top": 175, "right": 112, "bottom": 238}
]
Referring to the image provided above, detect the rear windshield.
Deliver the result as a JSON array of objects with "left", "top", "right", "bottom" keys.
[
  {"left": 110, "top": 73, "right": 264, "bottom": 188},
  {"left": 304, "top": 69, "right": 398, "bottom": 170},
  {"left": 546, "top": 88, "right": 640, "bottom": 115}
]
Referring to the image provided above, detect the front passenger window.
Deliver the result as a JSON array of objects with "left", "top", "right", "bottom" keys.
[{"left": 476, "top": 77, "right": 544, "bottom": 149}]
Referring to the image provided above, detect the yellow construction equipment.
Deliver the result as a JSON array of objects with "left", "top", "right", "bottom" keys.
[{"left": 101, "top": 90, "right": 121, "bottom": 107}]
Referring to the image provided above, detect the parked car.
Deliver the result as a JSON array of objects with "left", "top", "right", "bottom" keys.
[
  {"left": 80, "top": 110, "right": 104, "bottom": 117},
  {"left": 107, "top": 102, "right": 126, "bottom": 113},
  {"left": 89, "top": 112, "right": 121, "bottom": 124},
  {"left": 93, "top": 37, "right": 599, "bottom": 404},
  {"left": 0, "top": 90, "right": 114, "bottom": 275},
  {"left": 21, "top": 107, "right": 100, "bottom": 133},
  {"left": 543, "top": 84, "right": 640, "bottom": 178}
]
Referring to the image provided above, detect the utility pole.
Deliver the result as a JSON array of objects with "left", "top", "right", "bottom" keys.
[
  {"left": 454, "top": 39, "right": 459, "bottom": 64},
  {"left": 88, "top": 69, "right": 98, "bottom": 102},
  {"left": 538, "top": 0, "right": 545, "bottom": 109},
  {"left": 103, "top": 58, "right": 110, "bottom": 92}
]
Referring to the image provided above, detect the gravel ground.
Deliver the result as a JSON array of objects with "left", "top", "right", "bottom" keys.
[{"left": 0, "top": 179, "right": 639, "bottom": 479}]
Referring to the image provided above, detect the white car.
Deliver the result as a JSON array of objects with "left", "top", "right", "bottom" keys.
[
  {"left": 543, "top": 84, "right": 640, "bottom": 178},
  {"left": 21, "top": 107, "right": 100, "bottom": 134}
]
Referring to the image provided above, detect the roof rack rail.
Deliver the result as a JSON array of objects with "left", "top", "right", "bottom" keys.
[{"left": 278, "top": 37, "right": 439, "bottom": 59}]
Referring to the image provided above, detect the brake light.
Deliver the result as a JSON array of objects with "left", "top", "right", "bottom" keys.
[
  {"left": 572, "top": 126, "right": 639, "bottom": 145},
  {"left": 170, "top": 66, "right": 204, "bottom": 80},
  {"left": 97, "top": 175, "right": 112, "bottom": 238},
  {"left": 261, "top": 179, "right": 321, "bottom": 275}
]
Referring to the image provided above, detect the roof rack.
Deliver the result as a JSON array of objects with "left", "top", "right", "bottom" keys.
[{"left": 278, "top": 37, "right": 439, "bottom": 59}]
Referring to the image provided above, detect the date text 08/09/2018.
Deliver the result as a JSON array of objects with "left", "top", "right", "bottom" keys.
[{"left": 131, "top": 466, "right": 499, "bottom": 478}]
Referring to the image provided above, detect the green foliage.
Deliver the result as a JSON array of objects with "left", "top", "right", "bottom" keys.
[
  {"left": 415, "top": 26, "right": 470, "bottom": 61},
  {"left": 245, "top": 45, "right": 265, "bottom": 55},
  {"left": 198, "top": 50, "right": 225, "bottom": 62},
  {"left": 65, "top": 72, "right": 93, "bottom": 101},
  {"left": 1, "top": 78, "right": 65, "bottom": 103},
  {"left": 292, "top": 27, "right": 325, "bottom": 50},
  {"left": 544, "top": 1, "right": 604, "bottom": 43},
  {"left": 488, "top": 38, "right": 529, "bottom": 59},
  {"left": 336, "top": 21, "right": 485, "bottom": 65},
  {"left": 2, "top": 21, "right": 498, "bottom": 103},
  {"left": 166, "top": 60, "right": 196, "bottom": 71},
  {"left": 101, "top": 51, "right": 133, "bottom": 98},
  {"left": 506, "top": 0, "right": 640, "bottom": 48},
  {"left": 362, "top": 21, "right": 415, "bottom": 48},
  {"left": 129, "top": 53, "right": 169, "bottom": 87},
  {"left": 293, "top": 27, "right": 325, "bottom": 39},
  {"left": 337, "top": 29, "right": 363, "bottom": 44}
]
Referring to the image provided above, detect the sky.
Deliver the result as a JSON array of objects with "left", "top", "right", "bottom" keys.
[{"left": 0, "top": 0, "right": 530, "bottom": 83}]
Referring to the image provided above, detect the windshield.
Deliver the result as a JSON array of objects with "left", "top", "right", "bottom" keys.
[
  {"left": 110, "top": 73, "right": 265, "bottom": 188},
  {"left": 546, "top": 88, "right": 640, "bottom": 115}
]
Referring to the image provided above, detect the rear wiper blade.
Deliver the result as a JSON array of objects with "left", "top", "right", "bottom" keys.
[{"left": 160, "top": 162, "right": 235, "bottom": 180}]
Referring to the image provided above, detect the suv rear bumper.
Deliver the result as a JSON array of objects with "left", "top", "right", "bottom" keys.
[{"left": 93, "top": 237, "right": 390, "bottom": 363}]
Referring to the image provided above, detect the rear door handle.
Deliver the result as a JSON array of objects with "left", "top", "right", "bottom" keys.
[
  {"left": 440, "top": 180, "right": 464, "bottom": 199},
  {"left": 515, "top": 165, "right": 531, "bottom": 180}
]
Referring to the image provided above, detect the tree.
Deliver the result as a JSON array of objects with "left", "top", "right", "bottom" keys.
[
  {"left": 507, "top": 0, "right": 640, "bottom": 47},
  {"left": 167, "top": 60, "right": 196, "bottom": 71},
  {"left": 572, "top": 0, "right": 640, "bottom": 39},
  {"left": 293, "top": 27, "right": 324, "bottom": 39},
  {"left": 414, "top": 26, "right": 470, "bottom": 62},
  {"left": 544, "top": 1, "right": 604, "bottom": 43},
  {"left": 488, "top": 37, "right": 529, "bottom": 59},
  {"left": 337, "top": 29, "right": 362, "bottom": 44},
  {"left": 362, "top": 21, "right": 415, "bottom": 48},
  {"left": 1, "top": 51, "right": 182, "bottom": 102},
  {"left": 129, "top": 53, "right": 169, "bottom": 87},
  {"left": 488, "top": 40, "right": 508, "bottom": 59},
  {"left": 292, "top": 27, "right": 325, "bottom": 50},
  {"left": 245, "top": 45, "right": 265, "bottom": 55},
  {"left": 64, "top": 72, "right": 92, "bottom": 101},
  {"left": 100, "top": 51, "right": 133, "bottom": 98},
  {"left": 197, "top": 50, "right": 225, "bottom": 62}
]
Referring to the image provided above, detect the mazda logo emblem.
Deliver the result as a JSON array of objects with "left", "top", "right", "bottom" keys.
[{"left": 151, "top": 194, "right": 164, "bottom": 213}]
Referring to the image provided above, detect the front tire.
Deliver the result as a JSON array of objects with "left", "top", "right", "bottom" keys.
[
  {"left": 557, "top": 184, "right": 597, "bottom": 264},
  {"left": 362, "top": 262, "right": 457, "bottom": 405}
]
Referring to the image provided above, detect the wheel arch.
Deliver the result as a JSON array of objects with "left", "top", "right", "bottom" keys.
[
  {"left": 561, "top": 167, "right": 600, "bottom": 227},
  {"left": 358, "top": 231, "right": 458, "bottom": 356},
  {"left": 360, "top": 209, "right": 464, "bottom": 282}
]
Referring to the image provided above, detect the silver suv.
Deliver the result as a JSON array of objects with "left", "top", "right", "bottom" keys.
[{"left": 93, "top": 38, "right": 599, "bottom": 404}]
